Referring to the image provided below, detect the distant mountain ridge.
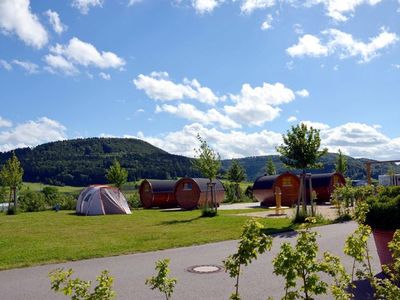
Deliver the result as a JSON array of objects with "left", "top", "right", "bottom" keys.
[{"left": 0, "top": 137, "right": 398, "bottom": 186}]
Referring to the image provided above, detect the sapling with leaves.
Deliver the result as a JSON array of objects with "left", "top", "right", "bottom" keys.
[
  {"left": 49, "top": 268, "right": 115, "bottom": 300},
  {"left": 227, "top": 159, "right": 246, "bottom": 202},
  {"left": 106, "top": 159, "right": 128, "bottom": 189},
  {"left": 276, "top": 124, "right": 327, "bottom": 219},
  {"left": 192, "top": 134, "right": 221, "bottom": 216},
  {"left": 145, "top": 258, "right": 177, "bottom": 300},
  {"left": 223, "top": 219, "right": 273, "bottom": 300},
  {"left": 273, "top": 217, "right": 353, "bottom": 300}
]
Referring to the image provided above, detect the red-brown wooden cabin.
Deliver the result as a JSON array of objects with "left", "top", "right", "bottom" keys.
[
  {"left": 306, "top": 172, "right": 346, "bottom": 203},
  {"left": 139, "top": 179, "right": 178, "bottom": 209},
  {"left": 252, "top": 172, "right": 300, "bottom": 207},
  {"left": 174, "top": 177, "right": 225, "bottom": 210}
]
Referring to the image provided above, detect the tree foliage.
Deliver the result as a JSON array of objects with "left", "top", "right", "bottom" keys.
[
  {"left": 192, "top": 135, "right": 221, "bottom": 182},
  {"left": 49, "top": 268, "right": 115, "bottom": 300},
  {"left": 227, "top": 160, "right": 246, "bottom": 203},
  {"left": 106, "top": 160, "right": 128, "bottom": 189},
  {"left": 224, "top": 219, "right": 273, "bottom": 300},
  {"left": 265, "top": 157, "right": 276, "bottom": 175},
  {"left": 145, "top": 258, "right": 177, "bottom": 300},
  {"left": 335, "top": 149, "right": 347, "bottom": 175},
  {"left": 192, "top": 135, "right": 221, "bottom": 215},
  {"left": 276, "top": 124, "right": 328, "bottom": 171},
  {"left": 0, "top": 152, "right": 24, "bottom": 210}
]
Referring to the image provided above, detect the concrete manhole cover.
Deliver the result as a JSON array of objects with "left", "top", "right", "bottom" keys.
[{"left": 186, "top": 265, "right": 223, "bottom": 274}]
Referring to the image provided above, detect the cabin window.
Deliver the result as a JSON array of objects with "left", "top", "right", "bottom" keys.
[
  {"left": 282, "top": 178, "right": 292, "bottom": 186},
  {"left": 144, "top": 185, "right": 150, "bottom": 192},
  {"left": 183, "top": 183, "right": 192, "bottom": 190}
]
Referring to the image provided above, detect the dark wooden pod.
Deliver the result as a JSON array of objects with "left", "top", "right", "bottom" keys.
[
  {"left": 139, "top": 179, "right": 178, "bottom": 209},
  {"left": 174, "top": 177, "right": 225, "bottom": 210},
  {"left": 252, "top": 172, "right": 300, "bottom": 207},
  {"left": 307, "top": 172, "right": 346, "bottom": 203}
]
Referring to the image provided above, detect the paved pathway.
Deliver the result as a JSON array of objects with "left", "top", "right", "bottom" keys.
[{"left": 0, "top": 222, "right": 381, "bottom": 300}]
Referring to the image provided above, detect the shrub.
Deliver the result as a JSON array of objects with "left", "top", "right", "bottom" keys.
[
  {"left": 127, "top": 192, "right": 141, "bottom": 210},
  {"left": 19, "top": 190, "right": 47, "bottom": 212},
  {"left": 58, "top": 194, "right": 77, "bottom": 210},
  {"left": 365, "top": 194, "right": 400, "bottom": 230}
]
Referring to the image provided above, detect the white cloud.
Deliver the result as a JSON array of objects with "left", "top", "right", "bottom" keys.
[
  {"left": 156, "top": 103, "right": 241, "bottom": 129},
  {"left": 241, "top": 0, "right": 275, "bottom": 14},
  {"left": 45, "top": 10, "right": 67, "bottom": 34},
  {"left": 72, "top": 0, "right": 103, "bottom": 14},
  {"left": 0, "top": 0, "right": 48, "bottom": 48},
  {"left": 224, "top": 82, "right": 296, "bottom": 126},
  {"left": 0, "top": 59, "right": 12, "bottom": 71},
  {"left": 0, "top": 117, "right": 67, "bottom": 152},
  {"left": 287, "top": 28, "right": 398, "bottom": 63},
  {"left": 192, "top": 0, "right": 224, "bottom": 14},
  {"left": 133, "top": 72, "right": 220, "bottom": 105},
  {"left": 300, "top": 120, "right": 330, "bottom": 130},
  {"left": 50, "top": 37, "right": 125, "bottom": 69},
  {"left": 44, "top": 54, "right": 78, "bottom": 75},
  {"left": 137, "top": 122, "right": 282, "bottom": 158},
  {"left": 12, "top": 59, "right": 39, "bottom": 74},
  {"left": 287, "top": 34, "right": 329, "bottom": 57},
  {"left": 325, "top": 28, "right": 398, "bottom": 63},
  {"left": 128, "top": 0, "right": 143, "bottom": 6},
  {"left": 136, "top": 121, "right": 400, "bottom": 160},
  {"left": 261, "top": 14, "right": 273, "bottom": 30},
  {"left": 293, "top": 23, "right": 304, "bottom": 35},
  {"left": 305, "top": 0, "right": 383, "bottom": 22},
  {"left": 296, "top": 89, "right": 310, "bottom": 97},
  {"left": 0, "top": 117, "right": 12, "bottom": 128},
  {"left": 287, "top": 116, "right": 297, "bottom": 122},
  {"left": 99, "top": 72, "right": 111, "bottom": 80}
]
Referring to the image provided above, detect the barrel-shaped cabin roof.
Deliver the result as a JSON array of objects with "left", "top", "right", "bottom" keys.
[
  {"left": 253, "top": 172, "right": 298, "bottom": 190},
  {"left": 310, "top": 173, "right": 345, "bottom": 188},
  {"left": 141, "top": 179, "right": 176, "bottom": 194},
  {"left": 177, "top": 178, "right": 225, "bottom": 192}
]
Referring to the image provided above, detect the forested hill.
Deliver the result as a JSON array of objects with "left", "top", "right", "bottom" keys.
[
  {"left": 0, "top": 137, "right": 398, "bottom": 186},
  {"left": 221, "top": 154, "right": 400, "bottom": 182},
  {"left": 0, "top": 138, "right": 200, "bottom": 186}
]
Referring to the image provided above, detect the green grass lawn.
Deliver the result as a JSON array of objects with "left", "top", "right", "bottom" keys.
[{"left": 0, "top": 209, "right": 292, "bottom": 270}]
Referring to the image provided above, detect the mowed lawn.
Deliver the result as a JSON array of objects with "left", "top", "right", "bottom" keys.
[{"left": 0, "top": 209, "right": 293, "bottom": 270}]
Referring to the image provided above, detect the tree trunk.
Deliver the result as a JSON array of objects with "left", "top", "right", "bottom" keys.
[
  {"left": 13, "top": 187, "right": 17, "bottom": 210},
  {"left": 301, "top": 171, "right": 306, "bottom": 215}
]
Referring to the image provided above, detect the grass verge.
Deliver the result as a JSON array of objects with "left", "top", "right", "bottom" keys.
[{"left": 0, "top": 209, "right": 292, "bottom": 270}]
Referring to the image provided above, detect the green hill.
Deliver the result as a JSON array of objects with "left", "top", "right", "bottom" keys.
[
  {"left": 0, "top": 138, "right": 398, "bottom": 186},
  {"left": 0, "top": 138, "right": 200, "bottom": 186}
]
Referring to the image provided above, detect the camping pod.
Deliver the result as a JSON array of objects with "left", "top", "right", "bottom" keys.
[
  {"left": 139, "top": 179, "right": 178, "bottom": 209},
  {"left": 76, "top": 185, "right": 131, "bottom": 216},
  {"left": 174, "top": 178, "right": 225, "bottom": 210},
  {"left": 307, "top": 172, "right": 346, "bottom": 203},
  {"left": 252, "top": 172, "right": 300, "bottom": 207}
]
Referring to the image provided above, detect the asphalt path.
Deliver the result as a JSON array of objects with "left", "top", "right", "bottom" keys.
[{"left": 0, "top": 222, "right": 381, "bottom": 300}]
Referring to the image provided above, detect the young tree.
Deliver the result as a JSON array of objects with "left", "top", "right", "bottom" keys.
[
  {"left": 335, "top": 149, "right": 347, "bottom": 175},
  {"left": 145, "top": 258, "right": 177, "bottom": 300},
  {"left": 0, "top": 152, "right": 24, "bottom": 211},
  {"left": 227, "top": 160, "right": 246, "bottom": 202},
  {"left": 192, "top": 134, "right": 221, "bottom": 214},
  {"left": 276, "top": 124, "right": 327, "bottom": 217},
  {"left": 106, "top": 160, "right": 128, "bottom": 189},
  {"left": 265, "top": 157, "right": 276, "bottom": 175}
]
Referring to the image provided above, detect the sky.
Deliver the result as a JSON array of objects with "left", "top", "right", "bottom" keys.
[{"left": 0, "top": 0, "right": 399, "bottom": 160}]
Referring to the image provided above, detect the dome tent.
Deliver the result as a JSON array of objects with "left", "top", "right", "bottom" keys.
[{"left": 76, "top": 185, "right": 131, "bottom": 216}]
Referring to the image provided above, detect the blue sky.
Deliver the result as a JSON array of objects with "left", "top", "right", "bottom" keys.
[{"left": 0, "top": 0, "right": 399, "bottom": 159}]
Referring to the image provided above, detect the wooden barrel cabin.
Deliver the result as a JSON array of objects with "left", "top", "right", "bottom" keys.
[
  {"left": 139, "top": 179, "right": 178, "bottom": 209},
  {"left": 252, "top": 172, "right": 300, "bottom": 207},
  {"left": 307, "top": 172, "right": 346, "bottom": 203},
  {"left": 174, "top": 178, "right": 225, "bottom": 210}
]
